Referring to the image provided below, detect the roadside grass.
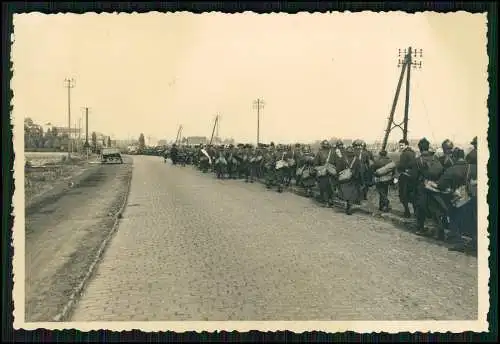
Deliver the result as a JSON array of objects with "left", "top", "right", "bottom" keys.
[{"left": 24, "top": 154, "right": 96, "bottom": 204}]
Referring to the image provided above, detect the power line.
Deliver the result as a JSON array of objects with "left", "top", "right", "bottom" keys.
[{"left": 414, "top": 77, "right": 437, "bottom": 143}]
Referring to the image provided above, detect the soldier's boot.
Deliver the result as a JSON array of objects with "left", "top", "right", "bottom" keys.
[
  {"left": 434, "top": 225, "right": 446, "bottom": 241},
  {"left": 305, "top": 188, "right": 312, "bottom": 197},
  {"left": 345, "top": 201, "right": 353, "bottom": 215},
  {"left": 265, "top": 176, "right": 272, "bottom": 189},
  {"left": 378, "top": 197, "right": 384, "bottom": 211},
  {"left": 381, "top": 199, "right": 390, "bottom": 212},
  {"left": 415, "top": 211, "right": 431, "bottom": 236},
  {"left": 277, "top": 183, "right": 283, "bottom": 193},
  {"left": 319, "top": 192, "right": 328, "bottom": 207},
  {"left": 403, "top": 204, "right": 412, "bottom": 218},
  {"left": 363, "top": 187, "right": 368, "bottom": 200}
]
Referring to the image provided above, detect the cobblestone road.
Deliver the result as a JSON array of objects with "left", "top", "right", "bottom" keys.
[{"left": 71, "top": 156, "right": 477, "bottom": 321}]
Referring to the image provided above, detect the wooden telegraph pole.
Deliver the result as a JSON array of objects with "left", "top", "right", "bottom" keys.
[
  {"left": 209, "top": 115, "right": 219, "bottom": 146},
  {"left": 83, "top": 107, "right": 90, "bottom": 159},
  {"left": 175, "top": 125, "right": 183, "bottom": 145},
  {"left": 253, "top": 99, "right": 265, "bottom": 146},
  {"left": 381, "top": 47, "right": 423, "bottom": 151},
  {"left": 64, "top": 78, "right": 75, "bottom": 158}
]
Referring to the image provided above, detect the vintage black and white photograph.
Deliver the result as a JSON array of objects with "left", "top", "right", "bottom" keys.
[{"left": 12, "top": 10, "right": 489, "bottom": 332}]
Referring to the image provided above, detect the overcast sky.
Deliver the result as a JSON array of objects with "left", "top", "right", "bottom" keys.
[{"left": 12, "top": 11, "right": 488, "bottom": 145}]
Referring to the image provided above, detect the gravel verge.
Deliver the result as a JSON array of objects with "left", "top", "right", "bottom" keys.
[{"left": 24, "top": 159, "right": 133, "bottom": 322}]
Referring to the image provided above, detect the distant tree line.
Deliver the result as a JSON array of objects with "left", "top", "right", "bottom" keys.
[{"left": 24, "top": 117, "right": 113, "bottom": 152}]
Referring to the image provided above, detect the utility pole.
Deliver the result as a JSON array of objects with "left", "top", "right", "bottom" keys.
[
  {"left": 64, "top": 78, "right": 75, "bottom": 158},
  {"left": 381, "top": 47, "right": 422, "bottom": 151},
  {"left": 175, "top": 125, "right": 183, "bottom": 145},
  {"left": 82, "top": 107, "right": 90, "bottom": 159},
  {"left": 253, "top": 98, "right": 265, "bottom": 146},
  {"left": 209, "top": 115, "right": 218, "bottom": 146},
  {"left": 73, "top": 120, "right": 77, "bottom": 153},
  {"left": 78, "top": 117, "right": 82, "bottom": 152},
  {"left": 215, "top": 114, "right": 220, "bottom": 142}
]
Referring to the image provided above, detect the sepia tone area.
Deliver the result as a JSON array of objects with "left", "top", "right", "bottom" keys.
[{"left": 12, "top": 11, "right": 489, "bottom": 331}]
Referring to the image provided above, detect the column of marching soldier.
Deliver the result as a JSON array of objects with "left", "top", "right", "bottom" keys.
[{"left": 164, "top": 136, "right": 478, "bottom": 253}]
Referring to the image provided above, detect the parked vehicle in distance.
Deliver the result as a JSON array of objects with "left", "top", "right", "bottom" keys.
[{"left": 101, "top": 148, "right": 123, "bottom": 164}]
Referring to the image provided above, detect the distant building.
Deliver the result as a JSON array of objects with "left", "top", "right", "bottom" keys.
[
  {"left": 51, "top": 126, "right": 80, "bottom": 137},
  {"left": 186, "top": 136, "right": 208, "bottom": 145}
]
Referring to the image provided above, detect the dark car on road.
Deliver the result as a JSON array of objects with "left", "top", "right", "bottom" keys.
[{"left": 101, "top": 148, "right": 123, "bottom": 164}]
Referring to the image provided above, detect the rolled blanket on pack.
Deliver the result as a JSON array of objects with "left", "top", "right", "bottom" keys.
[
  {"left": 316, "top": 163, "right": 336, "bottom": 177},
  {"left": 275, "top": 159, "right": 288, "bottom": 170},
  {"left": 373, "top": 174, "right": 393, "bottom": 183},
  {"left": 287, "top": 158, "right": 296, "bottom": 167},
  {"left": 468, "top": 179, "right": 477, "bottom": 197},
  {"left": 374, "top": 161, "right": 396, "bottom": 176},
  {"left": 326, "top": 163, "right": 337, "bottom": 176},
  {"left": 315, "top": 165, "right": 327, "bottom": 177},
  {"left": 423, "top": 180, "right": 441, "bottom": 193},
  {"left": 302, "top": 167, "right": 312, "bottom": 179}
]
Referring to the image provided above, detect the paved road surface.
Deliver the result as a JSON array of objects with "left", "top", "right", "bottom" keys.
[{"left": 71, "top": 155, "right": 477, "bottom": 321}]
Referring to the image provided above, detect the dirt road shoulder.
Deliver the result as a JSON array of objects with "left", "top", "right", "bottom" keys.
[{"left": 24, "top": 158, "right": 133, "bottom": 322}]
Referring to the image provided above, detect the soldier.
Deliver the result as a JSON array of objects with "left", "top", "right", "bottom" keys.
[
  {"left": 437, "top": 148, "right": 477, "bottom": 252},
  {"left": 353, "top": 139, "right": 373, "bottom": 202},
  {"left": 466, "top": 136, "right": 477, "bottom": 164},
  {"left": 253, "top": 145, "right": 265, "bottom": 181},
  {"left": 331, "top": 140, "right": 346, "bottom": 199},
  {"left": 226, "top": 144, "right": 239, "bottom": 179},
  {"left": 273, "top": 145, "right": 289, "bottom": 192},
  {"left": 264, "top": 142, "right": 278, "bottom": 189},
  {"left": 170, "top": 143, "right": 179, "bottom": 165},
  {"left": 294, "top": 144, "right": 306, "bottom": 186},
  {"left": 412, "top": 138, "right": 445, "bottom": 239},
  {"left": 297, "top": 148, "right": 317, "bottom": 197},
  {"left": 241, "top": 144, "right": 251, "bottom": 182},
  {"left": 362, "top": 141, "right": 375, "bottom": 190},
  {"left": 314, "top": 140, "right": 335, "bottom": 207},
  {"left": 198, "top": 144, "right": 211, "bottom": 172},
  {"left": 214, "top": 146, "right": 227, "bottom": 179},
  {"left": 439, "top": 139, "right": 455, "bottom": 170},
  {"left": 396, "top": 139, "right": 417, "bottom": 218},
  {"left": 162, "top": 147, "right": 169, "bottom": 163},
  {"left": 283, "top": 144, "right": 296, "bottom": 187},
  {"left": 371, "top": 150, "right": 395, "bottom": 212},
  {"left": 207, "top": 144, "right": 217, "bottom": 172},
  {"left": 241, "top": 144, "right": 254, "bottom": 183},
  {"left": 336, "top": 146, "right": 363, "bottom": 215},
  {"left": 236, "top": 144, "right": 248, "bottom": 179}
]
